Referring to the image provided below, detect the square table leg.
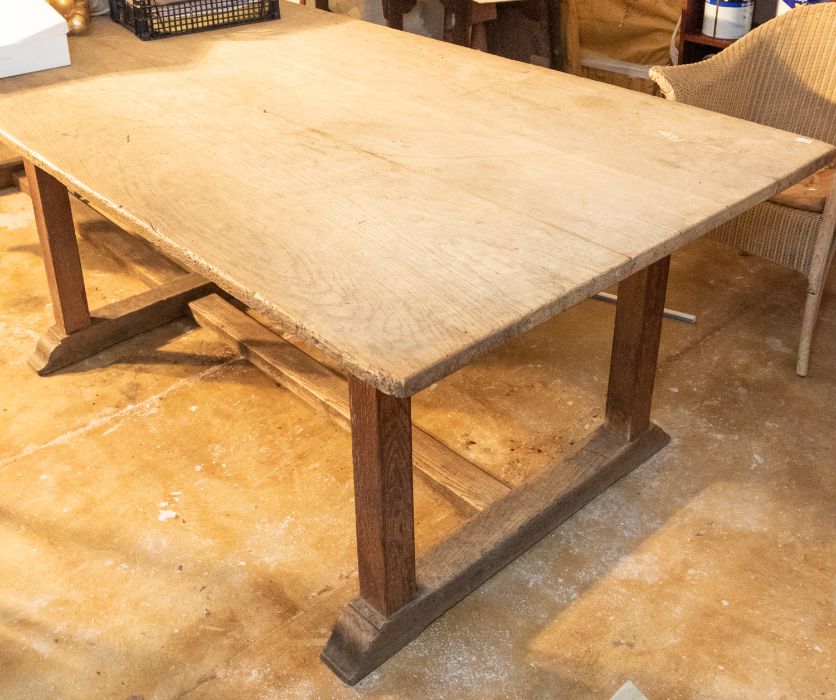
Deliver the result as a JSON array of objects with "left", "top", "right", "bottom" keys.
[
  {"left": 22, "top": 160, "right": 217, "bottom": 374},
  {"left": 25, "top": 160, "right": 92, "bottom": 336},
  {"left": 348, "top": 375, "right": 417, "bottom": 617},
  {"left": 605, "top": 256, "right": 671, "bottom": 441}
]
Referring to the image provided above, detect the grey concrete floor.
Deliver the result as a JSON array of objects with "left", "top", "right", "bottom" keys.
[{"left": 0, "top": 184, "right": 834, "bottom": 699}]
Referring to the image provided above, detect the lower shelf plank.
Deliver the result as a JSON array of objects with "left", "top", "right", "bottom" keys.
[
  {"left": 321, "top": 423, "right": 670, "bottom": 684},
  {"left": 30, "top": 273, "right": 217, "bottom": 375},
  {"left": 190, "top": 293, "right": 510, "bottom": 513}
]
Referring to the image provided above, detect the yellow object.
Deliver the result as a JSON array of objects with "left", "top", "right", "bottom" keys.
[
  {"left": 51, "top": 0, "right": 76, "bottom": 12},
  {"left": 48, "top": 0, "right": 91, "bottom": 34}
]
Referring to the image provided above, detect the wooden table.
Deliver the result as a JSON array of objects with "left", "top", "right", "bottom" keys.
[{"left": 0, "top": 3, "right": 832, "bottom": 684}]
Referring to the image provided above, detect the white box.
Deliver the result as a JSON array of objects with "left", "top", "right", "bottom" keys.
[{"left": 0, "top": 0, "right": 70, "bottom": 80}]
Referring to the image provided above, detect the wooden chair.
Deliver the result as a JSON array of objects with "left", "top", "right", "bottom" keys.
[
  {"left": 650, "top": 3, "right": 836, "bottom": 376},
  {"left": 383, "top": 0, "right": 543, "bottom": 51},
  {"left": 381, "top": 0, "right": 493, "bottom": 46},
  {"left": 442, "top": 0, "right": 519, "bottom": 50},
  {"left": 298, "top": 0, "right": 330, "bottom": 10}
]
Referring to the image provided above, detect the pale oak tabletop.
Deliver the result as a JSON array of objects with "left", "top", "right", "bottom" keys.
[{"left": 0, "top": 3, "right": 832, "bottom": 395}]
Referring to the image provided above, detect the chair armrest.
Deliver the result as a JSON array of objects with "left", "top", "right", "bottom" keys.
[{"left": 649, "top": 56, "right": 750, "bottom": 118}]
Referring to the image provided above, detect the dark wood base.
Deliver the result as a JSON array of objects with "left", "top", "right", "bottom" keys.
[
  {"left": 0, "top": 156, "right": 23, "bottom": 189},
  {"left": 321, "top": 423, "right": 668, "bottom": 683},
  {"left": 30, "top": 273, "right": 216, "bottom": 375},
  {"left": 11, "top": 168, "right": 27, "bottom": 194}
]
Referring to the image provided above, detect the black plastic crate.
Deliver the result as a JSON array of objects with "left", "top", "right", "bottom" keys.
[{"left": 109, "top": 0, "right": 279, "bottom": 40}]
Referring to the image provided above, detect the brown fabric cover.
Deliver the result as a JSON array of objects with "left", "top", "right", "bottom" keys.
[{"left": 575, "top": 0, "right": 679, "bottom": 66}]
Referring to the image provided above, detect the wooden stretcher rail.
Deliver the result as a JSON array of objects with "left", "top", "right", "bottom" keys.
[
  {"left": 21, "top": 168, "right": 219, "bottom": 375},
  {"left": 31, "top": 273, "right": 218, "bottom": 375},
  {"left": 190, "top": 294, "right": 511, "bottom": 513}
]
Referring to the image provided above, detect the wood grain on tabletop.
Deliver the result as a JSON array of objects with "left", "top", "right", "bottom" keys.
[{"left": 0, "top": 3, "right": 832, "bottom": 396}]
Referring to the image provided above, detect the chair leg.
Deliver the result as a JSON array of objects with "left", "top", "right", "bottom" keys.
[
  {"left": 796, "top": 179, "right": 836, "bottom": 377},
  {"left": 798, "top": 287, "right": 824, "bottom": 377},
  {"left": 447, "top": 0, "right": 472, "bottom": 45}
]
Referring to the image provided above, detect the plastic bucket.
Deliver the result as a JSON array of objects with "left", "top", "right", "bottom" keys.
[{"left": 703, "top": 0, "right": 754, "bottom": 39}]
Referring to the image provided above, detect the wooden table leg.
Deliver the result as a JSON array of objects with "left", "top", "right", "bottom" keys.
[
  {"left": 22, "top": 160, "right": 217, "bottom": 374},
  {"left": 383, "top": 0, "right": 403, "bottom": 31},
  {"left": 383, "top": 0, "right": 418, "bottom": 31},
  {"left": 348, "top": 375, "right": 417, "bottom": 617},
  {"left": 25, "top": 160, "right": 92, "bottom": 335},
  {"left": 1, "top": 155, "right": 24, "bottom": 190},
  {"left": 321, "top": 377, "right": 422, "bottom": 681},
  {"left": 449, "top": 0, "right": 473, "bottom": 46},
  {"left": 605, "top": 256, "right": 671, "bottom": 441}
]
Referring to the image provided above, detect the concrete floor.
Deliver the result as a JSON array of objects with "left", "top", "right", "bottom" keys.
[{"left": 0, "top": 183, "right": 834, "bottom": 699}]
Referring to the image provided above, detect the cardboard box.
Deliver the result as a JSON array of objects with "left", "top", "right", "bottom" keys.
[{"left": 0, "top": 0, "right": 70, "bottom": 80}]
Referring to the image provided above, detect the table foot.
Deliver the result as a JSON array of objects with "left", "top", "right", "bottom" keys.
[
  {"left": 322, "top": 423, "right": 669, "bottom": 684},
  {"left": 30, "top": 273, "right": 216, "bottom": 375}
]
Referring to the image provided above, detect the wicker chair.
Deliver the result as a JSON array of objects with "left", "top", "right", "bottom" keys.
[{"left": 650, "top": 3, "right": 836, "bottom": 376}]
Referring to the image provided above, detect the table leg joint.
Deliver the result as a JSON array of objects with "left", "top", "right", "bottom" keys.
[
  {"left": 30, "top": 273, "right": 217, "bottom": 375},
  {"left": 322, "top": 422, "right": 669, "bottom": 684}
]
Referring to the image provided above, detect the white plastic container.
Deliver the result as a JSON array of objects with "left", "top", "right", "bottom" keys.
[
  {"left": 777, "top": 0, "right": 828, "bottom": 15},
  {"left": 0, "top": 0, "right": 70, "bottom": 80},
  {"left": 703, "top": 0, "right": 754, "bottom": 39}
]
